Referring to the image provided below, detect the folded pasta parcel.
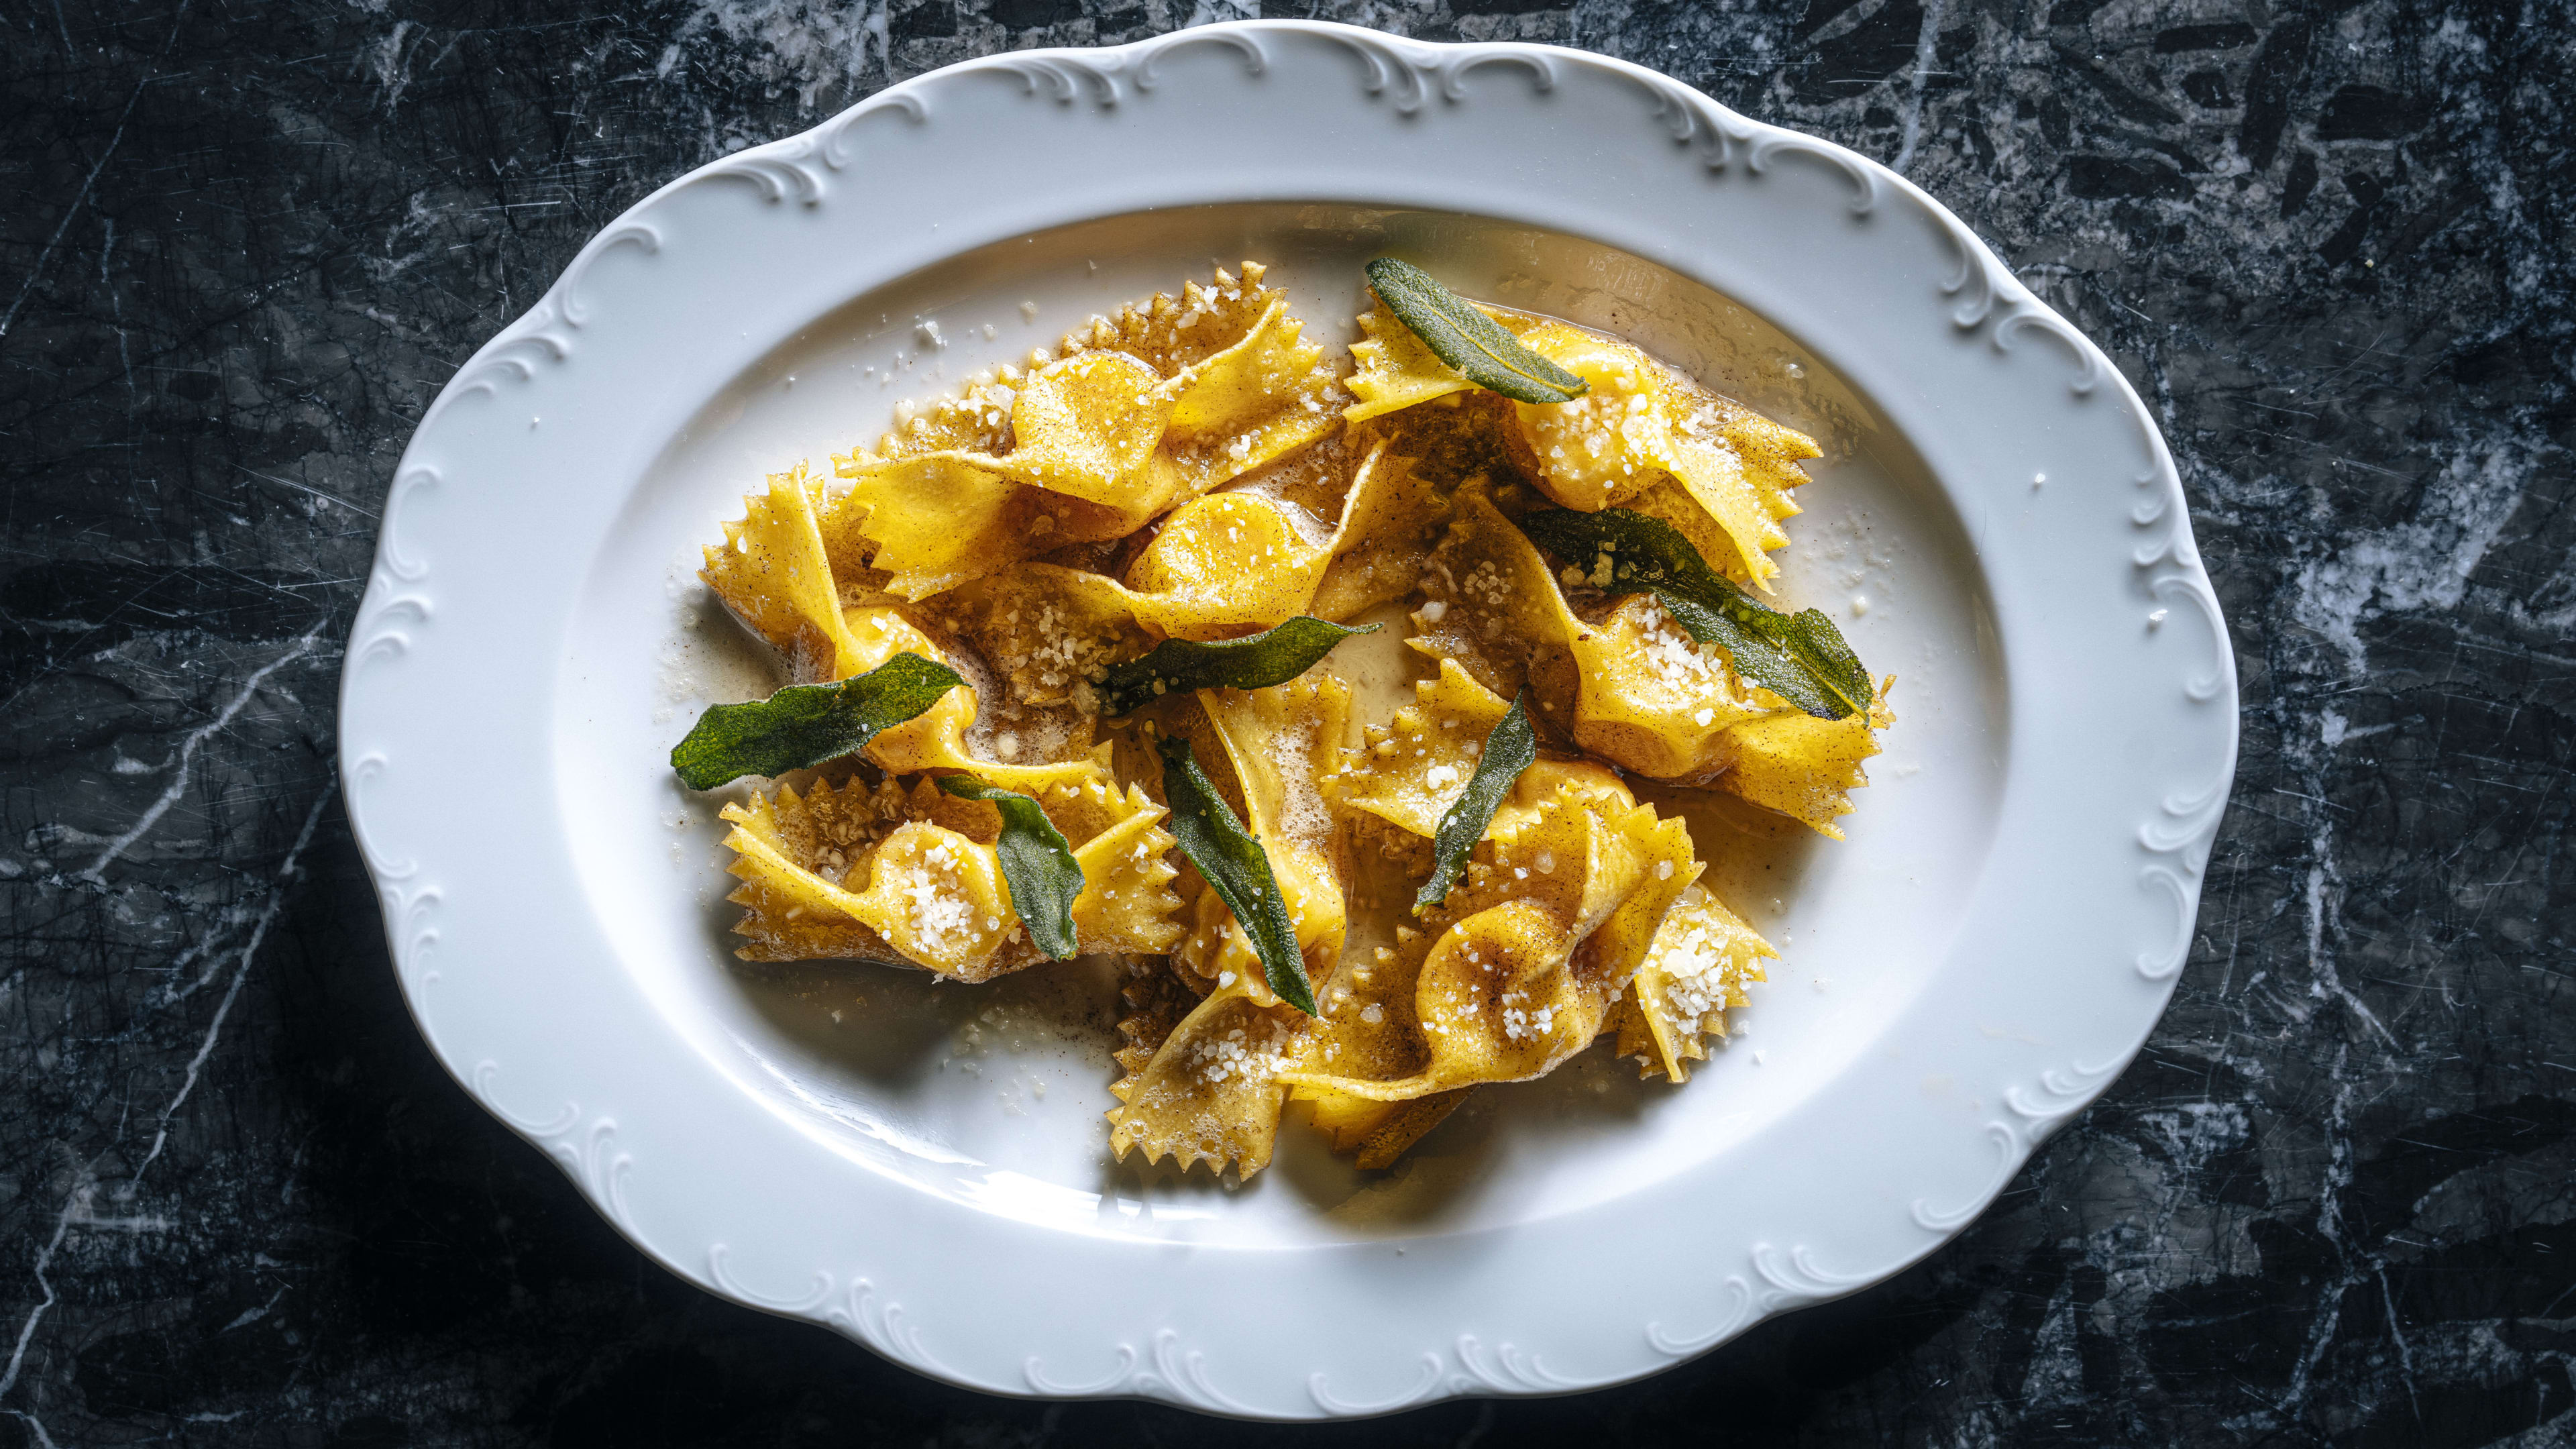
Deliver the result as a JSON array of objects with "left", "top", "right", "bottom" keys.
[{"left": 667, "top": 258, "right": 1890, "bottom": 1176}]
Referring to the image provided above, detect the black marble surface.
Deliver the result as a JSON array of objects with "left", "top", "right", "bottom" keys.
[{"left": 3, "top": 0, "right": 2569, "bottom": 1442}]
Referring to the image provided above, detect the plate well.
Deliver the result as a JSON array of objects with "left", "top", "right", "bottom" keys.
[{"left": 551, "top": 203, "right": 2008, "bottom": 1248}]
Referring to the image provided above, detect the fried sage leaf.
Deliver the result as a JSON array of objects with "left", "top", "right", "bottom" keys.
[
  {"left": 1413, "top": 690, "right": 1538, "bottom": 915},
  {"left": 1517, "top": 508, "right": 1872, "bottom": 720},
  {"left": 1097, "top": 617, "right": 1378, "bottom": 718},
  {"left": 670, "top": 652, "right": 965, "bottom": 789},
  {"left": 1155, "top": 736, "right": 1316, "bottom": 1015},
  {"left": 1364, "top": 257, "right": 1589, "bottom": 406},
  {"left": 934, "top": 775, "right": 1083, "bottom": 960}
]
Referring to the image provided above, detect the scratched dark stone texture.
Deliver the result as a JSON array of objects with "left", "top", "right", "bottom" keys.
[{"left": 1, "top": 0, "right": 2568, "bottom": 1442}]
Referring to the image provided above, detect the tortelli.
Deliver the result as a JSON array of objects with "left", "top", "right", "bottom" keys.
[{"left": 682, "top": 261, "right": 1892, "bottom": 1177}]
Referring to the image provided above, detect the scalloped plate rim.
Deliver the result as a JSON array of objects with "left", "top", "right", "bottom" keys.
[{"left": 337, "top": 18, "right": 2239, "bottom": 1420}]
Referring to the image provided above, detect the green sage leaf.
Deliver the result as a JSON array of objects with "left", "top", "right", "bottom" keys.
[
  {"left": 934, "top": 775, "right": 1083, "bottom": 960},
  {"left": 1413, "top": 690, "right": 1539, "bottom": 916},
  {"left": 1517, "top": 508, "right": 1873, "bottom": 721},
  {"left": 1155, "top": 736, "right": 1315, "bottom": 1016},
  {"left": 670, "top": 652, "right": 964, "bottom": 790},
  {"left": 1096, "top": 617, "right": 1378, "bottom": 718},
  {"left": 1365, "top": 257, "right": 1589, "bottom": 406}
]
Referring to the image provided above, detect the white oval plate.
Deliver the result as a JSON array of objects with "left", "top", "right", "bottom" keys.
[{"left": 339, "top": 19, "right": 2237, "bottom": 1419}]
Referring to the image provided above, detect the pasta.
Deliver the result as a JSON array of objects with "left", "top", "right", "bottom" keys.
[
  {"left": 721, "top": 773, "right": 1183, "bottom": 976},
  {"left": 678, "top": 260, "right": 1892, "bottom": 1177}
]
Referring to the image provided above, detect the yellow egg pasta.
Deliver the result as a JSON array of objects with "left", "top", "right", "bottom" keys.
[
  {"left": 1407, "top": 480, "right": 1585, "bottom": 702},
  {"left": 1120, "top": 491, "right": 1338, "bottom": 640},
  {"left": 1355, "top": 310, "right": 1817, "bottom": 592},
  {"left": 1279, "top": 776, "right": 1695, "bottom": 1102},
  {"left": 833, "top": 357, "right": 1183, "bottom": 598},
  {"left": 698, "top": 480, "right": 1122, "bottom": 796},
  {"left": 700, "top": 466, "right": 877, "bottom": 679},
  {"left": 1343, "top": 299, "right": 1546, "bottom": 425},
  {"left": 678, "top": 260, "right": 1892, "bottom": 1177},
  {"left": 1170, "top": 676, "right": 1350, "bottom": 994},
  {"left": 913, "top": 440, "right": 1441, "bottom": 662},
  {"left": 1108, "top": 968, "right": 1301, "bottom": 1175},
  {"left": 1104, "top": 676, "right": 1350, "bottom": 1174},
  {"left": 1120, "top": 441, "right": 1441, "bottom": 639},
  {"left": 1611, "top": 881, "right": 1777, "bottom": 1082},
  {"left": 1308, "top": 441, "right": 1451, "bottom": 623},
  {"left": 833, "top": 264, "right": 1345, "bottom": 599},
  {"left": 1158, "top": 293, "right": 1346, "bottom": 495},
  {"left": 1326, "top": 657, "right": 1514, "bottom": 841},
  {"left": 1411, "top": 482, "right": 1889, "bottom": 837},
  {"left": 720, "top": 774, "right": 1183, "bottom": 978},
  {"left": 1501, "top": 323, "right": 1813, "bottom": 590}
]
